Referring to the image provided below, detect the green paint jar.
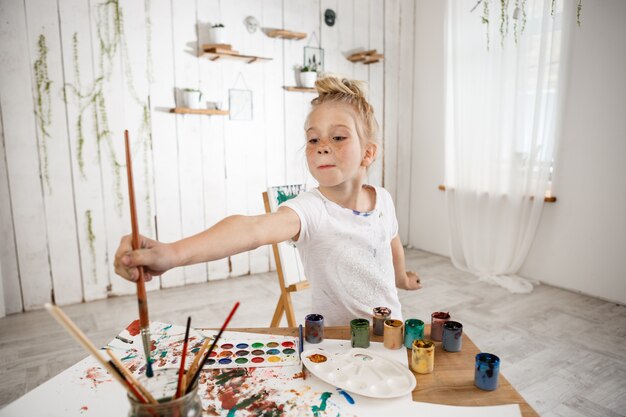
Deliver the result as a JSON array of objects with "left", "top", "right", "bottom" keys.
[
  {"left": 404, "top": 318, "right": 425, "bottom": 349},
  {"left": 350, "top": 318, "right": 370, "bottom": 348}
]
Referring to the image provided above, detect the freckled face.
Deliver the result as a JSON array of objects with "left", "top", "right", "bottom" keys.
[{"left": 305, "top": 103, "right": 366, "bottom": 188}]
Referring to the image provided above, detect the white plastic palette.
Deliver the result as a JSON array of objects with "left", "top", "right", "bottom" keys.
[{"left": 301, "top": 347, "right": 416, "bottom": 398}]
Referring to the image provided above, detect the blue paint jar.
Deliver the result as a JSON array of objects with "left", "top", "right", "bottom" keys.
[
  {"left": 404, "top": 319, "right": 424, "bottom": 348},
  {"left": 442, "top": 321, "right": 463, "bottom": 352},
  {"left": 474, "top": 353, "right": 500, "bottom": 391},
  {"left": 305, "top": 313, "right": 324, "bottom": 344}
]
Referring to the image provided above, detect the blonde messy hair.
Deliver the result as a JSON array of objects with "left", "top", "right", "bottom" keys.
[{"left": 308, "top": 76, "right": 379, "bottom": 147}]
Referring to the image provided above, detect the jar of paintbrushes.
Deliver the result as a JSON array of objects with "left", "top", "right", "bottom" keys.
[{"left": 128, "top": 368, "right": 202, "bottom": 417}]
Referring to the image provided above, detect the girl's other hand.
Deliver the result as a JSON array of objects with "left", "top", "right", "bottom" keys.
[
  {"left": 402, "top": 271, "right": 422, "bottom": 290},
  {"left": 113, "top": 234, "right": 177, "bottom": 282}
]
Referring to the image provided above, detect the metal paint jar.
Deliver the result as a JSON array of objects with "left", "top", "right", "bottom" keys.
[
  {"left": 442, "top": 321, "right": 463, "bottom": 352},
  {"left": 411, "top": 339, "right": 434, "bottom": 374},
  {"left": 474, "top": 353, "right": 500, "bottom": 391},
  {"left": 383, "top": 319, "right": 404, "bottom": 349},
  {"left": 350, "top": 318, "right": 370, "bottom": 348},
  {"left": 305, "top": 313, "right": 324, "bottom": 344},
  {"left": 430, "top": 311, "right": 451, "bottom": 341},
  {"left": 404, "top": 319, "right": 425, "bottom": 349},
  {"left": 372, "top": 306, "right": 391, "bottom": 336}
]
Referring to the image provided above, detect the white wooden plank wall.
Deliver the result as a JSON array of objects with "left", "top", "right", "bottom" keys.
[{"left": 0, "top": 0, "right": 415, "bottom": 314}]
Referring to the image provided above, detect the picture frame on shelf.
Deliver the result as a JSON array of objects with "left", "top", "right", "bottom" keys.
[{"left": 303, "top": 46, "right": 324, "bottom": 73}]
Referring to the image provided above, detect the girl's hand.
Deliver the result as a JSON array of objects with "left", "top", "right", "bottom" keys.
[
  {"left": 400, "top": 271, "right": 422, "bottom": 290},
  {"left": 114, "top": 234, "right": 178, "bottom": 282}
]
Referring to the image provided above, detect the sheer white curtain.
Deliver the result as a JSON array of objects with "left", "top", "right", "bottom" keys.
[{"left": 444, "top": 0, "right": 572, "bottom": 292}]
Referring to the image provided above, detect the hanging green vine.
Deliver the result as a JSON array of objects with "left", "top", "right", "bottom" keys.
[
  {"left": 482, "top": 0, "right": 490, "bottom": 51},
  {"left": 64, "top": 0, "right": 154, "bottom": 234},
  {"left": 33, "top": 34, "right": 52, "bottom": 192},
  {"left": 86, "top": 209, "right": 97, "bottom": 282},
  {"left": 473, "top": 0, "right": 582, "bottom": 50},
  {"left": 500, "top": 0, "right": 509, "bottom": 46}
]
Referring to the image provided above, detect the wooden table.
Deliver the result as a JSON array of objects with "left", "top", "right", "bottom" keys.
[{"left": 233, "top": 325, "right": 539, "bottom": 417}]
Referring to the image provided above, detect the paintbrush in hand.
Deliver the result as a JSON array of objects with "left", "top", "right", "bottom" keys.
[
  {"left": 185, "top": 302, "right": 240, "bottom": 394},
  {"left": 125, "top": 130, "right": 154, "bottom": 378}
]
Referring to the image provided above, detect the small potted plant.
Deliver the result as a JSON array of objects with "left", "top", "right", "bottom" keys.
[
  {"left": 182, "top": 88, "right": 203, "bottom": 109},
  {"left": 299, "top": 65, "right": 318, "bottom": 88},
  {"left": 211, "top": 23, "right": 225, "bottom": 44}
]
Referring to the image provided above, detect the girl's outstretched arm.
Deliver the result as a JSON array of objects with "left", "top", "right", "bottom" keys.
[
  {"left": 391, "top": 234, "right": 422, "bottom": 290},
  {"left": 114, "top": 206, "right": 300, "bottom": 282}
]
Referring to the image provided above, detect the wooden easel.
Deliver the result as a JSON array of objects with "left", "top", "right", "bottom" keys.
[{"left": 263, "top": 191, "right": 310, "bottom": 327}]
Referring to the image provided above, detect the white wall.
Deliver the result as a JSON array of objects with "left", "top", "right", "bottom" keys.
[
  {"left": 0, "top": 0, "right": 414, "bottom": 313},
  {"left": 408, "top": 0, "right": 626, "bottom": 305},
  {"left": 519, "top": 0, "right": 626, "bottom": 304}
]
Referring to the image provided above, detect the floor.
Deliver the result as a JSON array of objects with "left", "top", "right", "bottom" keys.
[{"left": 0, "top": 249, "right": 625, "bottom": 416}]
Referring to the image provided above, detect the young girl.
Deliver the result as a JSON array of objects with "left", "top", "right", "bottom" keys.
[{"left": 114, "top": 76, "right": 421, "bottom": 326}]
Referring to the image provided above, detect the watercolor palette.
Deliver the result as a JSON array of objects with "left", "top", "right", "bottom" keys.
[
  {"left": 302, "top": 347, "right": 416, "bottom": 398},
  {"left": 203, "top": 338, "right": 300, "bottom": 369}
]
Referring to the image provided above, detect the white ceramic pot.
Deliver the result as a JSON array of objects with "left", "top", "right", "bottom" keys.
[
  {"left": 300, "top": 71, "right": 317, "bottom": 88},
  {"left": 183, "top": 91, "right": 202, "bottom": 109},
  {"left": 211, "top": 27, "right": 225, "bottom": 44}
]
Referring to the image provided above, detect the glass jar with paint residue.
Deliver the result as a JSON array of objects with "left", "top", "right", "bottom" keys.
[
  {"left": 442, "top": 320, "right": 463, "bottom": 352},
  {"left": 128, "top": 368, "right": 202, "bottom": 417},
  {"left": 474, "top": 353, "right": 500, "bottom": 391},
  {"left": 383, "top": 319, "right": 404, "bottom": 349},
  {"left": 430, "top": 311, "right": 450, "bottom": 341},
  {"left": 350, "top": 318, "right": 370, "bottom": 348},
  {"left": 404, "top": 319, "right": 424, "bottom": 349},
  {"left": 305, "top": 313, "right": 324, "bottom": 344},
  {"left": 372, "top": 306, "right": 391, "bottom": 336},
  {"left": 411, "top": 339, "right": 434, "bottom": 374}
]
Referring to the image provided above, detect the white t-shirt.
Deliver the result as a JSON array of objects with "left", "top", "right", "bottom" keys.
[{"left": 282, "top": 185, "right": 403, "bottom": 326}]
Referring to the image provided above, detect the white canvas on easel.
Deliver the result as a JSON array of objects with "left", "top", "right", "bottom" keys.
[{"left": 263, "top": 184, "right": 308, "bottom": 327}]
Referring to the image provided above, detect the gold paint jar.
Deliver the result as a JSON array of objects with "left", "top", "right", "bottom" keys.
[
  {"left": 383, "top": 319, "right": 404, "bottom": 349},
  {"left": 411, "top": 339, "right": 434, "bottom": 374}
]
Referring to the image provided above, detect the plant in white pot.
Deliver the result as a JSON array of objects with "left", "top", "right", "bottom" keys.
[
  {"left": 299, "top": 66, "right": 318, "bottom": 88},
  {"left": 182, "top": 88, "right": 203, "bottom": 109},
  {"left": 211, "top": 23, "right": 225, "bottom": 44}
]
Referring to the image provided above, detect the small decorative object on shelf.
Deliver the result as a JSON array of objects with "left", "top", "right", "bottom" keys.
[
  {"left": 299, "top": 66, "right": 318, "bottom": 88},
  {"left": 170, "top": 108, "right": 229, "bottom": 116},
  {"left": 267, "top": 29, "right": 307, "bottom": 40},
  {"left": 210, "top": 23, "right": 226, "bottom": 44},
  {"left": 283, "top": 86, "right": 316, "bottom": 93},
  {"left": 201, "top": 43, "right": 272, "bottom": 64},
  {"left": 181, "top": 88, "right": 202, "bottom": 109},
  {"left": 347, "top": 49, "right": 384, "bottom": 65}
]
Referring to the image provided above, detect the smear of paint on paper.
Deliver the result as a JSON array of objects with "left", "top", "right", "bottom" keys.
[
  {"left": 337, "top": 388, "right": 355, "bottom": 404},
  {"left": 126, "top": 319, "right": 141, "bottom": 336},
  {"left": 312, "top": 392, "right": 332, "bottom": 417}
]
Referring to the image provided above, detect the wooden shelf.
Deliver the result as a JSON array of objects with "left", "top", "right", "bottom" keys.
[
  {"left": 283, "top": 86, "right": 317, "bottom": 93},
  {"left": 347, "top": 49, "right": 384, "bottom": 65},
  {"left": 201, "top": 51, "right": 272, "bottom": 64},
  {"left": 267, "top": 29, "right": 307, "bottom": 40},
  {"left": 170, "top": 107, "right": 229, "bottom": 116},
  {"left": 438, "top": 185, "right": 557, "bottom": 203}
]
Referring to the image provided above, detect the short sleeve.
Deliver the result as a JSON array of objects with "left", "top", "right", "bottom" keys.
[{"left": 280, "top": 191, "right": 324, "bottom": 245}]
